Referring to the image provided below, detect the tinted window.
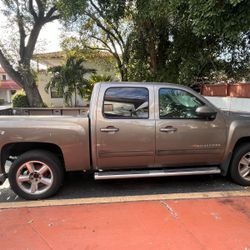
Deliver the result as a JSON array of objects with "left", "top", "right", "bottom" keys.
[
  {"left": 159, "top": 88, "right": 204, "bottom": 119},
  {"left": 103, "top": 87, "right": 149, "bottom": 119}
]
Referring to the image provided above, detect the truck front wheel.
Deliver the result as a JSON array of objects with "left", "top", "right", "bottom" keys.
[
  {"left": 8, "top": 150, "right": 64, "bottom": 200},
  {"left": 230, "top": 143, "right": 250, "bottom": 186}
]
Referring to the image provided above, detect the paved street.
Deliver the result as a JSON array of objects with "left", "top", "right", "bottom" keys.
[{"left": 1, "top": 172, "right": 249, "bottom": 203}]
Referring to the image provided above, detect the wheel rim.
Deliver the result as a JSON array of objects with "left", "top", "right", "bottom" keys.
[
  {"left": 16, "top": 161, "right": 54, "bottom": 195},
  {"left": 238, "top": 152, "right": 250, "bottom": 181}
]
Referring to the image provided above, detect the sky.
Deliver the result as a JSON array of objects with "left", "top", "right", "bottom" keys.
[
  {"left": 0, "top": 2, "right": 62, "bottom": 53},
  {"left": 37, "top": 21, "right": 62, "bottom": 53}
]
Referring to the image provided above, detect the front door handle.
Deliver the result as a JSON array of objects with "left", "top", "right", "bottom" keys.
[
  {"left": 160, "top": 126, "right": 177, "bottom": 133},
  {"left": 100, "top": 126, "right": 119, "bottom": 133}
]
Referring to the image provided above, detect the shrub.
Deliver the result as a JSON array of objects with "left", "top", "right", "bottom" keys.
[
  {"left": 0, "top": 99, "right": 4, "bottom": 105},
  {"left": 12, "top": 90, "right": 29, "bottom": 107}
]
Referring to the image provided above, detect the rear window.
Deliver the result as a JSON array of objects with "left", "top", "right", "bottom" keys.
[{"left": 103, "top": 87, "right": 149, "bottom": 119}]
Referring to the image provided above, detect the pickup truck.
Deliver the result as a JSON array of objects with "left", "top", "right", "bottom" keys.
[{"left": 0, "top": 82, "right": 250, "bottom": 200}]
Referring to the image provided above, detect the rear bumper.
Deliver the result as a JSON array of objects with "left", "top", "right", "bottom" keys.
[{"left": 0, "top": 173, "right": 6, "bottom": 185}]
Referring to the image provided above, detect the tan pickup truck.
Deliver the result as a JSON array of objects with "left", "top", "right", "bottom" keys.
[{"left": 0, "top": 82, "right": 250, "bottom": 200}]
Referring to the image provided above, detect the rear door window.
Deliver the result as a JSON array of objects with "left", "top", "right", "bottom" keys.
[{"left": 103, "top": 87, "right": 149, "bottom": 119}]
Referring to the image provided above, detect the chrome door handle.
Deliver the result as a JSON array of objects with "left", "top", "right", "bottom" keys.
[
  {"left": 160, "top": 126, "right": 177, "bottom": 133},
  {"left": 100, "top": 127, "right": 119, "bottom": 133}
]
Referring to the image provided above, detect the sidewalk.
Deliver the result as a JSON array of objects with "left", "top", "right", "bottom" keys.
[{"left": 0, "top": 196, "right": 250, "bottom": 250}]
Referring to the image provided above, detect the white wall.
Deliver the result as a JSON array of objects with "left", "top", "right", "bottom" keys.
[{"left": 204, "top": 96, "right": 250, "bottom": 113}]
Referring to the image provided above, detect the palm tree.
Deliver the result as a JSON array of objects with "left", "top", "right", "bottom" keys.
[
  {"left": 45, "top": 56, "right": 96, "bottom": 106},
  {"left": 85, "top": 74, "right": 113, "bottom": 100}
]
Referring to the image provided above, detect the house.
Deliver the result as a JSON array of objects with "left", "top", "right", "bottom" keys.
[
  {"left": 0, "top": 67, "right": 22, "bottom": 104},
  {"left": 33, "top": 51, "right": 118, "bottom": 107}
]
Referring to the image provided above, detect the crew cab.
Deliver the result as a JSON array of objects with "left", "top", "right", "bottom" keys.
[{"left": 0, "top": 82, "right": 250, "bottom": 200}]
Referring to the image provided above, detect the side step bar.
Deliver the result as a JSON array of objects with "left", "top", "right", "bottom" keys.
[{"left": 94, "top": 167, "right": 221, "bottom": 180}]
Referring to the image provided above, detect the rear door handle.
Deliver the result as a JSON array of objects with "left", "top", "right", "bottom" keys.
[
  {"left": 160, "top": 126, "right": 177, "bottom": 133},
  {"left": 100, "top": 126, "right": 119, "bottom": 133}
]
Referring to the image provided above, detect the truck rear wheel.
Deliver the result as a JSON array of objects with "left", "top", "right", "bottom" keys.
[
  {"left": 230, "top": 143, "right": 250, "bottom": 186},
  {"left": 8, "top": 150, "right": 64, "bottom": 200}
]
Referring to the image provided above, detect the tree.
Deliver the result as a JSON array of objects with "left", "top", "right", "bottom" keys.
[
  {"left": 59, "top": 0, "right": 132, "bottom": 81},
  {"left": 0, "top": 0, "right": 61, "bottom": 106},
  {"left": 126, "top": 0, "right": 250, "bottom": 84},
  {"left": 85, "top": 74, "right": 113, "bottom": 100},
  {"left": 45, "top": 56, "right": 96, "bottom": 106},
  {"left": 60, "top": 0, "right": 250, "bottom": 84}
]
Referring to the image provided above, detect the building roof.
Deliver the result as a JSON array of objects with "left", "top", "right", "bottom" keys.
[
  {"left": 0, "top": 67, "right": 5, "bottom": 74},
  {"left": 0, "top": 80, "right": 22, "bottom": 90},
  {"left": 32, "top": 50, "right": 114, "bottom": 68}
]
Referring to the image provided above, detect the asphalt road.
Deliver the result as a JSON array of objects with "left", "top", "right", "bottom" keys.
[{"left": 0, "top": 172, "right": 249, "bottom": 202}]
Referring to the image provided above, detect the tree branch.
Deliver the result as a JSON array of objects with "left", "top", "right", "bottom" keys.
[
  {"left": 35, "top": 0, "right": 45, "bottom": 17},
  {"left": 28, "top": 0, "right": 38, "bottom": 20},
  {"left": 86, "top": 11, "right": 124, "bottom": 54},
  {"left": 45, "top": 6, "right": 57, "bottom": 20},
  {"left": 0, "top": 49, "right": 23, "bottom": 86},
  {"left": 89, "top": 0, "right": 125, "bottom": 48},
  {"left": 90, "top": 35, "right": 123, "bottom": 70},
  {"left": 85, "top": 46, "right": 112, "bottom": 53},
  {"left": 47, "top": 14, "right": 60, "bottom": 23},
  {"left": 44, "top": 6, "right": 60, "bottom": 23},
  {"left": 25, "top": 22, "right": 43, "bottom": 61},
  {"left": 17, "top": 16, "right": 26, "bottom": 60}
]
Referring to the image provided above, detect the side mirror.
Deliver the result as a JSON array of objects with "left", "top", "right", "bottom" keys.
[{"left": 195, "top": 105, "right": 217, "bottom": 120}]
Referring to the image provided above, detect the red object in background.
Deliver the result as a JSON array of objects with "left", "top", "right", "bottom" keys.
[
  {"left": 201, "top": 83, "right": 250, "bottom": 98},
  {"left": 202, "top": 84, "right": 228, "bottom": 97},
  {"left": 0, "top": 67, "right": 22, "bottom": 90},
  {"left": 229, "top": 83, "right": 250, "bottom": 98},
  {"left": 0, "top": 80, "right": 22, "bottom": 90}
]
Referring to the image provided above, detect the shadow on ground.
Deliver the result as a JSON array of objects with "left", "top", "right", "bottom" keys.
[{"left": 0, "top": 172, "right": 248, "bottom": 202}]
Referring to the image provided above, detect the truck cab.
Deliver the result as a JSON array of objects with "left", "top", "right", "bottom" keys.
[{"left": 90, "top": 82, "right": 227, "bottom": 171}]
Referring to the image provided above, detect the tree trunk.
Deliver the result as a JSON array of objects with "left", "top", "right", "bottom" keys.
[
  {"left": 75, "top": 85, "right": 77, "bottom": 107},
  {"left": 23, "top": 79, "right": 43, "bottom": 107}
]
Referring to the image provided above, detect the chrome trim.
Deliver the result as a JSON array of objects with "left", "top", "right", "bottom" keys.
[
  {"left": 16, "top": 161, "right": 54, "bottom": 195},
  {"left": 94, "top": 167, "right": 221, "bottom": 180},
  {"left": 100, "top": 127, "right": 119, "bottom": 133},
  {"left": 238, "top": 152, "right": 250, "bottom": 181},
  {"left": 160, "top": 127, "right": 177, "bottom": 133}
]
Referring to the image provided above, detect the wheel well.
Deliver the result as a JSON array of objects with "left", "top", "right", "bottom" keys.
[
  {"left": 223, "top": 136, "right": 250, "bottom": 175},
  {"left": 233, "top": 137, "right": 250, "bottom": 153},
  {"left": 1, "top": 142, "right": 65, "bottom": 173}
]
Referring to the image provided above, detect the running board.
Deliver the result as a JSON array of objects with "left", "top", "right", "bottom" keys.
[{"left": 94, "top": 167, "right": 221, "bottom": 180}]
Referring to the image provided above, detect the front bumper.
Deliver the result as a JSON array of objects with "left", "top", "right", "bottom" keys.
[{"left": 0, "top": 173, "right": 6, "bottom": 185}]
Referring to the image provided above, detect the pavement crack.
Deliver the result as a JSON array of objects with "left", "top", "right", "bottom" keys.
[
  {"left": 25, "top": 208, "right": 53, "bottom": 250},
  {"left": 160, "top": 200, "right": 178, "bottom": 219}
]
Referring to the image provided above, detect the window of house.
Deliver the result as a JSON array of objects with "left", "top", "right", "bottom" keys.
[
  {"left": 159, "top": 88, "right": 204, "bottom": 119},
  {"left": 103, "top": 87, "right": 149, "bottom": 119},
  {"left": 2, "top": 75, "right": 6, "bottom": 81},
  {"left": 50, "top": 87, "right": 63, "bottom": 98}
]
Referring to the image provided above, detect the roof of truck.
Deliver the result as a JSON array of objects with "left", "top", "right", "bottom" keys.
[
  {"left": 99, "top": 81, "right": 187, "bottom": 87},
  {"left": 97, "top": 81, "right": 193, "bottom": 91}
]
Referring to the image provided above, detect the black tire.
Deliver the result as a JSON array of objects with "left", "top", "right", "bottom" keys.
[
  {"left": 230, "top": 143, "right": 250, "bottom": 186},
  {"left": 8, "top": 150, "right": 64, "bottom": 200}
]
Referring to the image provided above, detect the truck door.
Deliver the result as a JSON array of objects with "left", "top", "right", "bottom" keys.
[
  {"left": 155, "top": 86, "right": 227, "bottom": 167},
  {"left": 95, "top": 84, "right": 155, "bottom": 170}
]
